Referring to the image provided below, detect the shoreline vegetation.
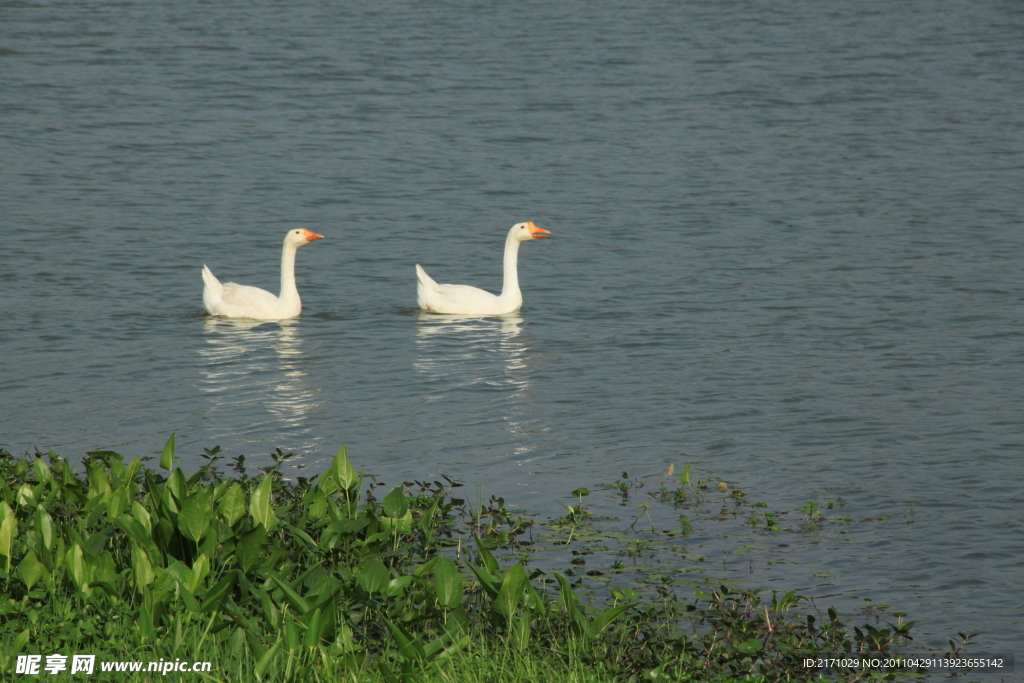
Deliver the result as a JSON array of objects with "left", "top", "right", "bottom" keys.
[{"left": 0, "top": 438, "right": 970, "bottom": 682}]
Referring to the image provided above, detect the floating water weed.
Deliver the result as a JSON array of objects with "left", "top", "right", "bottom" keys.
[
  {"left": 629, "top": 502, "right": 655, "bottom": 532},
  {"left": 798, "top": 502, "right": 823, "bottom": 528}
]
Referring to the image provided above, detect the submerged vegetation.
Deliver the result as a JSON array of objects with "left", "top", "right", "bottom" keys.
[{"left": 0, "top": 439, "right": 971, "bottom": 681}]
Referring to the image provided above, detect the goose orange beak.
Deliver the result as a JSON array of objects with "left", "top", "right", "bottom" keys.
[
  {"left": 527, "top": 222, "right": 551, "bottom": 238},
  {"left": 303, "top": 230, "right": 325, "bottom": 241}
]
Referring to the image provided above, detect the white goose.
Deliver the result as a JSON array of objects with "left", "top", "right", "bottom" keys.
[
  {"left": 415, "top": 221, "right": 551, "bottom": 315},
  {"left": 202, "top": 228, "right": 324, "bottom": 320}
]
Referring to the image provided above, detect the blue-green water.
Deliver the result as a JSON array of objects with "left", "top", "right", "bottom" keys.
[{"left": 2, "top": 0, "right": 1022, "bottom": 664}]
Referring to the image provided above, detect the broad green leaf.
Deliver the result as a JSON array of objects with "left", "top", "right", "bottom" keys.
[
  {"left": 236, "top": 525, "right": 267, "bottom": 572},
  {"left": 474, "top": 539, "right": 500, "bottom": 576},
  {"left": 86, "top": 461, "right": 112, "bottom": 499},
  {"left": 160, "top": 432, "right": 175, "bottom": 470},
  {"left": 155, "top": 560, "right": 191, "bottom": 593},
  {"left": 555, "top": 573, "right": 579, "bottom": 618},
  {"left": 313, "top": 592, "right": 339, "bottom": 643},
  {"left": 284, "top": 618, "right": 301, "bottom": 650},
  {"left": 680, "top": 463, "right": 691, "bottom": 486},
  {"left": 254, "top": 637, "right": 281, "bottom": 678},
  {"left": 117, "top": 515, "right": 154, "bottom": 551},
  {"left": 356, "top": 558, "right": 390, "bottom": 594},
  {"left": 412, "top": 555, "right": 439, "bottom": 577},
  {"left": 54, "top": 537, "right": 66, "bottom": 571},
  {"left": 301, "top": 608, "right": 323, "bottom": 648},
  {"left": 444, "top": 605, "right": 470, "bottom": 638},
  {"left": 422, "top": 636, "right": 445, "bottom": 661},
  {"left": 53, "top": 454, "right": 74, "bottom": 486},
  {"left": 433, "top": 556, "right": 463, "bottom": 609},
  {"left": 132, "top": 545, "right": 155, "bottom": 590},
  {"left": 512, "top": 609, "right": 532, "bottom": 649},
  {"left": 572, "top": 608, "right": 595, "bottom": 639},
  {"left": 200, "top": 572, "right": 237, "bottom": 612},
  {"left": 66, "top": 543, "right": 89, "bottom": 593},
  {"left": 35, "top": 507, "right": 55, "bottom": 552},
  {"left": 245, "top": 625, "right": 268, "bottom": 661},
  {"left": 332, "top": 445, "right": 359, "bottom": 491},
  {"left": 595, "top": 604, "right": 632, "bottom": 632},
  {"left": 382, "top": 486, "right": 409, "bottom": 518},
  {"left": 379, "top": 510, "right": 413, "bottom": 535},
  {"left": 106, "top": 487, "right": 129, "bottom": 519},
  {"left": 181, "top": 587, "right": 201, "bottom": 614},
  {"left": 16, "top": 483, "right": 37, "bottom": 507},
  {"left": 131, "top": 501, "right": 152, "bottom": 535},
  {"left": 307, "top": 488, "right": 329, "bottom": 518},
  {"left": 219, "top": 482, "right": 245, "bottom": 527},
  {"left": 386, "top": 620, "right": 425, "bottom": 662},
  {"left": 86, "top": 581, "right": 118, "bottom": 598},
  {"left": 123, "top": 457, "right": 142, "bottom": 490},
  {"left": 317, "top": 470, "right": 339, "bottom": 496},
  {"left": 737, "top": 637, "right": 763, "bottom": 653},
  {"left": 0, "top": 502, "right": 16, "bottom": 571},
  {"left": 33, "top": 458, "right": 52, "bottom": 485},
  {"left": 285, "top": 523, "right": 317, "bottom": 549},
  {"left": 385, "top": 575, "right": 413, "bottom": 597},
  {"left": 270, "top": 576, "right": 310, "bottom": 614},
  {"left": 250, "top": 475, "right": 275, "bottom": 531},
  {"left": 93, "top": 551, "right": 118, "bottom": 584},
  {"left": 467, "top": 562, "right": 500, "bottom": 600},
  {"left": 188, "top": 554, "right": 210, "bottom": 593},
  {"left": 493, "top": 563, "right": 527, "bottom": 617},
  {"left": 143, "top": 471, "right": 164, "bottom": 510},
  {"left": 419, "top": 497, "right": 440, "bottom": 537},
  {"left": 437, "top": 633, "right": 470, "bottom": 662},
  {"left": 166, "top": 469, "right": 186, "bottom": 504},
  {"left": 361, "top": 530, "right": 391, "bottom": 548},
  {"left": 16, "top": 551, "right": 44, "bottom": 590},
  {"left": 377, "top": 660, "right": 400, "bottom": 683},
  {"left": 525, "top": 581, "right": 549, "bottom": 617},
  {"left": 256, "top": 588, "right": 280, "bottom": 630},
  {"left": 179, "top": 492, "right": 212, "bottom": 543},
  {"left": 139, "top": 605, "right": 155, "bottom": 643},
  {"left": 571, "top": 487, "right": 590, "bottom": 498},
  {"left": 12, "top": 629, "right": 30, "bottom": 653}
]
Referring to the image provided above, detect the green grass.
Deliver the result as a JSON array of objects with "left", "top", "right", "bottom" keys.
[{"left": 0, "top": 438, "right": 942, "bottom": 682}]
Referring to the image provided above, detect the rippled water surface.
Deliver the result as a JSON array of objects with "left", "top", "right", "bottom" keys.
[{"left": 3, "top": 0, "right": 1023, "bottom": 663}]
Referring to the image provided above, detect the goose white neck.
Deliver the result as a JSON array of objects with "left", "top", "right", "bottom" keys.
[
  {"left": 498, "top": 231, "right": 524, "bottom": 309},
  {"left": 278, "top": 240, "right": 301, "bottom": 306}
]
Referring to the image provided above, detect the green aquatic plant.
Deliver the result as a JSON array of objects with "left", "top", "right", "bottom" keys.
[
  {"left": 602, "top": 471, "right": 642, "bottom": 503},
  {"left": 629, "top": 502, "right": 655, "bottom": 532},
  {"left": 0, "top": 441, "right": 951, "bottom": 682},
  {"left": 798, "top": 501, "right": 823, "bottom": 528},
  {"left": 553, "top": 487, "right": 593, "bottom": 545}
]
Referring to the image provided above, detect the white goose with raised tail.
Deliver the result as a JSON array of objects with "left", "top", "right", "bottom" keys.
[
  {"left": 202, "top": 228, "right": 324, "bottom": 320},
  {"left": 415, "top": 221, "right": 551, "bottom": 315}
]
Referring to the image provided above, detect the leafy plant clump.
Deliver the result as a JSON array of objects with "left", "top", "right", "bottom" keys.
[{"left": 0, "top": 440, "right": 927, "bottom": 682}]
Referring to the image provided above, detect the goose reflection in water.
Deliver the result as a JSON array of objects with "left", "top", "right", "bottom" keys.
[
  {"left": 414, "top": 312, "right": 539, "bottom": 465},
  {"left": 414, "top": 312, "right": 527, "bottom": 385},
  {"left": 197, "top": 318, "right": 322, "bottom": 455}
]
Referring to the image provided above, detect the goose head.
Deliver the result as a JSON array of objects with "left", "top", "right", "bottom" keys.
[
  {"left": 511, "top": 221, "right": 551, "bottom": 241},
  {"left": 284, "top": 228, "right": 325, "bottom": 247}
]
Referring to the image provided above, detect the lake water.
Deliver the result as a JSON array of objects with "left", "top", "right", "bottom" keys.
[{"left": 2, "top": 0, "right": 1022, "bottom": 668}]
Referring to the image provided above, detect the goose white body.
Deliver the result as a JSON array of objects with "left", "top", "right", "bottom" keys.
[
  {"left": 202, "top": 228, "right": 323, "bottom": 321},
  {"left": 415, "top": 222, "right": 551, "bottom": 315}
]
